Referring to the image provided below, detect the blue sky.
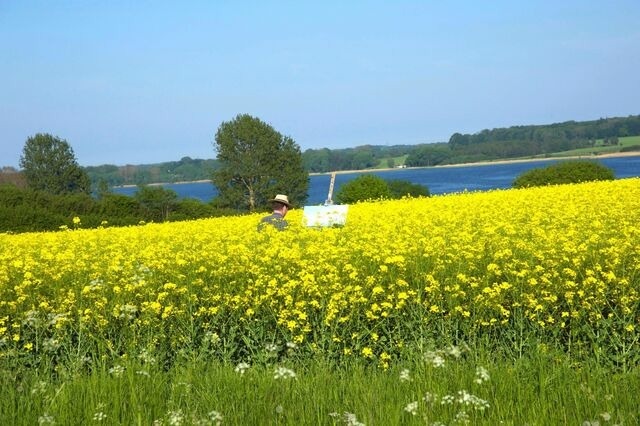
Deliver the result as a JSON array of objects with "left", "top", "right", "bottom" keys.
[{"left": 1, "top": 1, "right": 639, "bottom": 168}]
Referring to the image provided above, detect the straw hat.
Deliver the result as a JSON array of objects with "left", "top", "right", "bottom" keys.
[{"left": 270, "top": 194, "right": 292, "bottom": 207}]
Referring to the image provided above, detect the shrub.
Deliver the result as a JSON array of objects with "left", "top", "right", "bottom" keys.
[
  {"left": 0, "top": 204, "right": 67, "bottom": 233},
  {"left": 49, "top": 192, "right": 95, "bottom": 215},
  {"left": 0, "top": 184, "right": 26, "bottom": 207},
  {"left": 169, "top": 198, "right": 216, "bottom": 221},
  {"left": 387, "top": 179, "right": 430, "bottom": 198},
  {"left": 135, "top": 185, "right": 179, "bottom": 222},
  {"left": 335, "top": 174, "right": 391, "bottom": 204},
  {"left": 513, "top": 161, "right": 615, "bottom": 188},
  {"left": 94, "top": 193, "right": 144, "bottom": 226}
]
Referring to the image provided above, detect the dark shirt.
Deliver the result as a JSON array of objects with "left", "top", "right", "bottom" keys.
[{"left": 258, "top": 212, "right": 288, "bottom": 231}]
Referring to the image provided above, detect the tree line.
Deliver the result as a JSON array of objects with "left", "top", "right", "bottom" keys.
[
  {"left": 84, "top": 157, "right": 220, "bottom": 187},
  {"left": 76, "top": 114, "right": 640, "bottom": 183},
  {"left": 307, "top": 114, "right": 640, "bottom": 170}
]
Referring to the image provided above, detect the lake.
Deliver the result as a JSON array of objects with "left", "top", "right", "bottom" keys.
[{"left": 113, "top": 155, "right": 640, "bottom": 205}]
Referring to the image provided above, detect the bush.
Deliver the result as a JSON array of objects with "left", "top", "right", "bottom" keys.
[
  {"left": 336, "top": 174, "right": 391, "bottom": 204},
  {"left": 0, "top": 204, "right": 67, "bottom": 233},
  {"left": 0, "top": 184, "right": 26, "bottom": 207},
  {"left": 96, "top": 193, "right": 142, "bottom": 217},
  {"left": 93, "top": 193, "right": 145, "bottom": 226},
  {"left": 387, "top": 179, "right": 430, "bottom": 198},
  {"left": 513, "top": 161, "right": 615, "bottom": 188},
  {"left": 169, "top": 198, "right": 216, "bottom": 221},
  {"left": 49, "top": 192, "right": 95, "bottom": 215},
  {"left": 135, "top": 185, "right": 178, "bottom": 222}
]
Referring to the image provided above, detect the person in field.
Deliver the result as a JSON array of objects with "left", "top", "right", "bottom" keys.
[{"left": 258, "top": 194, "right": 291, "bottom": 231}]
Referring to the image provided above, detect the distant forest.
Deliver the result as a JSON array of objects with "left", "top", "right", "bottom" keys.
[{"left": 77, "top": 114, "right": 640, "bottom": 186}]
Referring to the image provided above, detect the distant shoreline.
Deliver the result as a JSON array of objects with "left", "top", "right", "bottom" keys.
[
  {"left": 114, "top": 151, "right": 640, "bottom": 187},
  {"left": 115, "top": 179, "right": 210, "bottom": 189},
  {"left": 310, "top": 150, "right": 640, "bottom": 175}
]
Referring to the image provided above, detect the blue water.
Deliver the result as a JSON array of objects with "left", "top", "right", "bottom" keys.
[{"left": 113, "top": 156, "right": 640, "bottom": 205}]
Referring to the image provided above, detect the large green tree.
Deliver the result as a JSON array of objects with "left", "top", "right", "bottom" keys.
[
  {"left": 211, "top": 114, "right": 309, "bottom": 211},
  {"left": 20, "top": 133, "right": 90, "bottom": 194}
]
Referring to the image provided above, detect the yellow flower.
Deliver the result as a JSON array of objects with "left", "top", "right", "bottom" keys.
[{"left": 361, "top": 347, "right": 374, "bottom": 358}]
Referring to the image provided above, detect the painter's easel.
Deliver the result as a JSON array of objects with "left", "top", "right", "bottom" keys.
[{"left": 303, "top": 171, "right": 348, "bottom": 227}]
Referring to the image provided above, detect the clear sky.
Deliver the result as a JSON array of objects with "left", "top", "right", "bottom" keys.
[{"left": 1, "top": 1, "right": 639, "bottom": 168}]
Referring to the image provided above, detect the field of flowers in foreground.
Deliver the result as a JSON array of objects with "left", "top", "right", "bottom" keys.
[{"left": 1, "top": 178, "right": 639, "bottom": 372}]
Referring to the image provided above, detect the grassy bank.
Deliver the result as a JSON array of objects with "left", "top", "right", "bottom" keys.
[{"left": 2, "top": 353, "right": 638, "bottom": 425}]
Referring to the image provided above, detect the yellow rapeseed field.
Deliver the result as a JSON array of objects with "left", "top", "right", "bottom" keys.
[{"left": 1, "top": 179, "right": 639, "bottom": 367}]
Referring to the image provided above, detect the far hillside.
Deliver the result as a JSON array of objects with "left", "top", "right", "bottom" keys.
[
  {"left": 538, "top": 135, "right": 640, "bottom": 158},
  {"left": 74, "top": 114, "right": 640, "bottom": 187}
]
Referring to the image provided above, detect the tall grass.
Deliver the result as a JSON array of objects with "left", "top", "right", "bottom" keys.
[{"left": 2, "top": 351, "right": 638, "bottom": 425}]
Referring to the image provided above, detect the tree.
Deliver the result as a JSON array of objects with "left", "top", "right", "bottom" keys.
[
  {"left": 335, "top": 174, "right": 391, "bottom": 204},
  {"left": 211, "top": 114, "right": 309, "bottom": 211},
  {"left": 20, "top": 133, "right": 90, "bottom": 194}
]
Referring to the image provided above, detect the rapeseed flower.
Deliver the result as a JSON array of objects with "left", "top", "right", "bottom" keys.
[{"left": 0, "top": 178, "right": 638, "bottom": 367}]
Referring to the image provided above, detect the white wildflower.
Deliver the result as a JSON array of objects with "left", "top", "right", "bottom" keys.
[
  {"left": 204, "top": 332, "right": 221, "bottom": 346},
  {"left": 454, "top": 410, "right": 470, "bottom": 424},
  {"left": 265, "top": 343, "right": 279, "bottom": 353},
  {"left": 138, "top": 348, "right": 156, "bottom": 365},
  {"left": 118, "top": 304, "right": 138, "bottom": 320},
  {"left": 38, "top": 413, "right": 55, "bottom": 424},
  {"left": 23, "top": 310, "right": 41, "bottom": 327},
  {"left": 329, "top": 411, "right": 365, "bottom": 426},
  {"left": 207, "top": 410, "right": 223, "bottom": 425},
  {"left": 399, "top": 368, "right": 411, "bottom": 382},
  {"left": 93, "top": 411, "right": 107, "bottom": 421},
  {"left": 404, "top": 401, "right": 418, "bottom": 416},
  {"left": 47, "top": 313, "right": 68, "bottom": 327},
  {"left": 344, "top": 412, "right": 365, "bottom": 426},
  {"left": 234, "top": 362, "right": 250, "bottom": 375},
  {"left": 457, "top": 390, "right": 490, "bottom": 410},
  {"left": 31, "top": 381, "right": 48, "bottom": 395},
  {"left": 273, "top": 366, "right": 296, "bottom": 380},
  {"left": 600, "top": 412, "right": 611, "bottom": 421},
  {"left": 423, "top": 392, "right": 438, "bottom": 403},
  {"left": 440, "top": 395, "right": 455, "bottom": 405},
  {"left": 108, "top": 365, "right": 125, "bottom": 377},
  {"left": 167, "top": 409, "right": 184, "bottom": 426},
  {"left": 423, "top": 350, "right": 446, "bottom": 367},
  {"left": 446, "top": 345, "right": 463, "bottom": 358},
  {"left": 286, "top": 341, "right": 298, "bottom": 350},
  {"left": 42, "top": 338, "right": 60, "bottom": 353},
  {"left": 474, "top": 366, "right": 490, "bottom": 384}
]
